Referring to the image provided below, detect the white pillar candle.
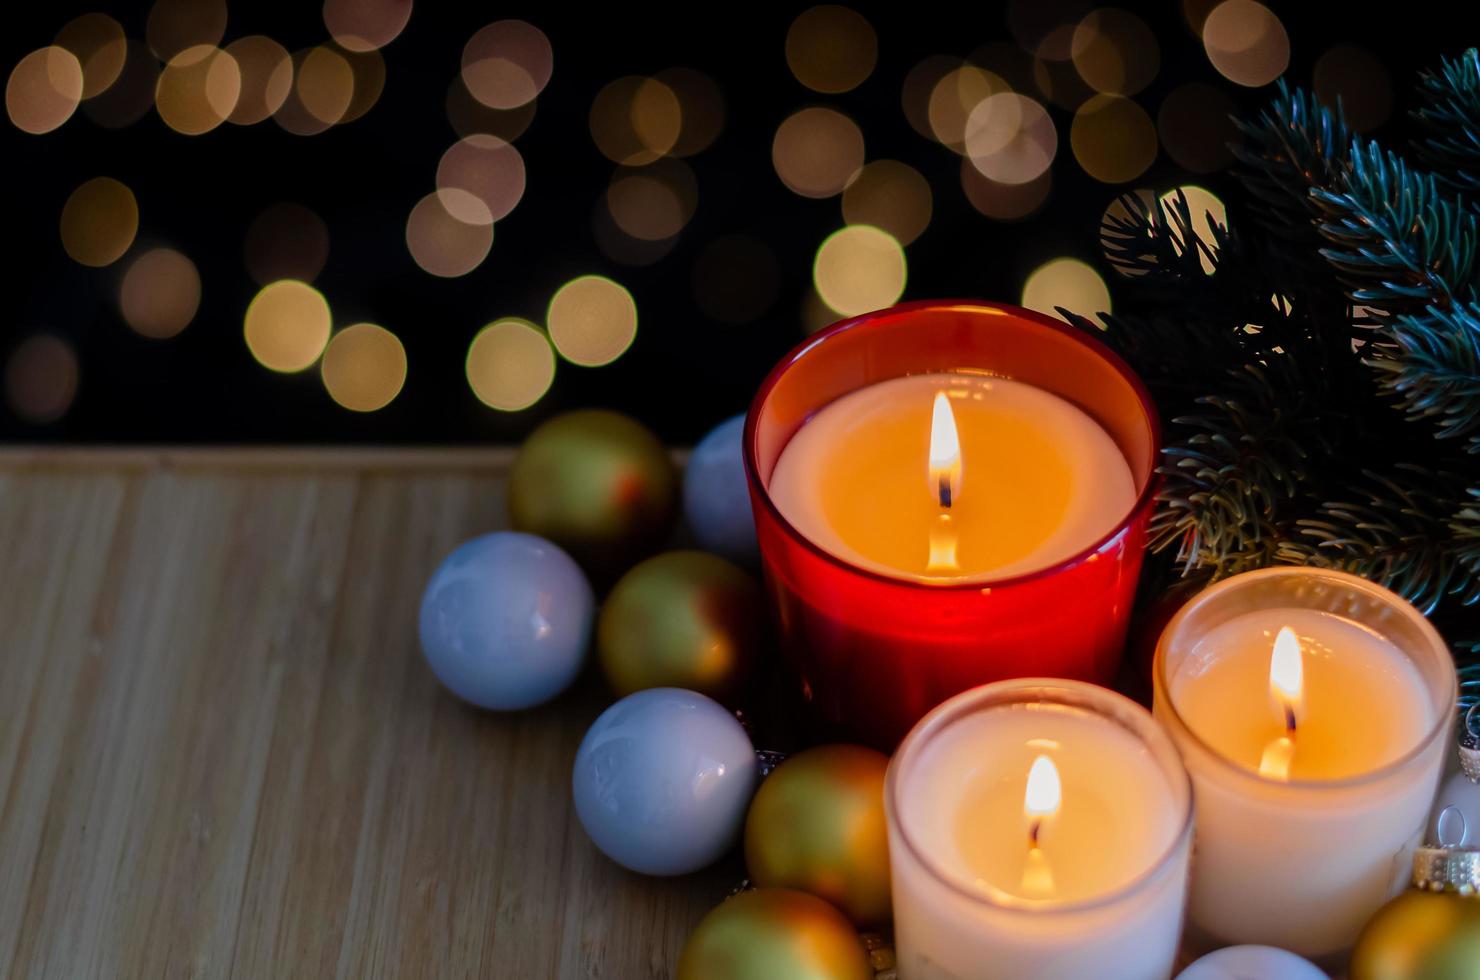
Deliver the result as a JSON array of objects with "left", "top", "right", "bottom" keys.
[
  {"left": 886, "top": 679, "right": 1193, "bottom": 979},
  {"left": 1153, "top": 568, "right": 1456, "bottom": 959},
  {"left": 766, "top": 373, "right": 1136, "bottom": 582}
]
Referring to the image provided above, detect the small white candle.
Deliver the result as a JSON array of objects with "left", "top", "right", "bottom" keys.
[
  {"left": 886, "top": 679, "right": 1192, "bottom": 979},
  {"left": 1154, "top": 568, "right": 1456, "bottom": 958}
]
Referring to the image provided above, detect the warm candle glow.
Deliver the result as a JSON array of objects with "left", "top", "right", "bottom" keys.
[
  {"left": 1024, "top": 754, "right": 1062, "bottom": 821},
  {"left": 929, "top": 390, "right": 962, "bottom": 508},
  {"left": 1259, "top": 627, "right": 1304, "bottom": 780}
]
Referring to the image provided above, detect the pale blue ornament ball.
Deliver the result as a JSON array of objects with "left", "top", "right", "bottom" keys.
[
  {"left": 573, "top": 687, "right": 757, "bottom": 875},
  {"left": 1176, "top": 945, "right": 1327, "bottom": 980},
  {"left": 418, "top": 531, "right": 594, "bottom": 710},
  {"left": 683, "top": 414, "right": 758, "bottom": 566}
]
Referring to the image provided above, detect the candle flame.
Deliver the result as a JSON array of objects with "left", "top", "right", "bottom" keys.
[
  {"left": 1024, "top": 755, "right": 1061, "bottom": 820},
  {"left": 1269, "top": 626, "right": 1303, "bottom": 724},
  {"left": 929, "top": 391, "right": 962, "bottom": 508}
]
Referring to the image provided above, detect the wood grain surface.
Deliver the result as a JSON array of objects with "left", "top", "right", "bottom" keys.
[{"left": 0, "top": 450, "right": 731, "bottom": 980}]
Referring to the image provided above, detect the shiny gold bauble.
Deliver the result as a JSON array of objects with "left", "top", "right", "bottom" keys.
[
  {"left": 1352, "top": 889, "right": 1480, "bottom": 980},
  {"left": 677, "top": 888, "right": 873, "bottom": 980},
  {"left": 745, "top": 744, "right": 892, "bottom": 926},
  {"left": 598, "top": 550, "right": 765, "bottom": 705},
  {"left": 508, "top": 409, "right": 677, "bottom": 586},
  {"left": 1418, "top": 919, "right": 1480, "bottom": 980}
]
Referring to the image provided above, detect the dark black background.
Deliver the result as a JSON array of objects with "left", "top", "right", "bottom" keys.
[{"left": 0, "top": 1, "right": 1463, "bottom": 444}]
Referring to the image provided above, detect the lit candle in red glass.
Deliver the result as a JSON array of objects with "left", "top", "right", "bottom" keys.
[{"left": 743, "top": 301, "right": 1160, "bottom": 749}]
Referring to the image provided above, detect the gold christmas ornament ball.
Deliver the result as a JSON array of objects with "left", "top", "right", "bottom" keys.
[
  {"left": 508, "top": 410, "right": 677, "bottom": 584},
  {"left": 1352, "top": 889, "right": 1480, "bottom": 980},
  {"left": 677, "top": 888, "right": 873, "bottom": 980},
  {"left": 598, "top": 550, "right": 765, "bottom": 705},
  {"left": 744, "top": 744, "right": 892, "bottom": 926}
]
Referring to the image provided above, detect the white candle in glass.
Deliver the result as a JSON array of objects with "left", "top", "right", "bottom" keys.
[
  {"left": 1154, "top": 568, "right": 1456, "bottom": 959},
  {"left": 885, "top": 679, "right": 1193, "bottom": 980}
]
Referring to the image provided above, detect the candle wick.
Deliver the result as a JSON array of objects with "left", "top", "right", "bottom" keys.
[
  {"left": 1283, "top": 704, "right": 1297, "bottom": 737},
  {"left": 938, "top": 473, "right": 953, "bottom": 509},
  {"left": 1028, "top": 819, "right": 1041, "bottom": 850}
]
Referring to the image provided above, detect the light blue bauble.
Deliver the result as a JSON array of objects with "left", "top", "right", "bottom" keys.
[
  {"left": 1176, "top": 945, "right": 1328, "bottom": 980},
  {"left": 683, "top": 414, "right": 758, "bottom": 566},
  {"left": 573, "top": 688, "right": 757, "bottom": 875},
  {"left": 418, "top": 531, "right": 594, "bottom": 710}
]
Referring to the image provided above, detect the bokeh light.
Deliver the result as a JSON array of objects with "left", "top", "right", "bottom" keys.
[
  {"left": 592, "top": 201, "right": 680, "bottom": 268},
  {"left": 338, "top": 47, "right": 386, "bottom": 123},
  {"left": 120, "top": 248, "right": 200, "bottom": 339},
  {"left": 244, "top": 280, "right": 332, "bottom": 373},
  {"left": 323, "top": 0, "right": 413, "bottom": 53},
  {"left": 436, "top": 135, "right": 526, "bottom": 225},
  {"left": 772, "top": 107, "right": 864, "bottom": 198},
  {"left": 1032, "top": 29, "right": 1095, "bottom": 112},
  {"left": 225, "top": 36, "right": 292, "bottom": 125},
  {"left": 1006, "top": 0, "right": 1092, "bottom": 54},
  {"left": 54, "top": 13, "right": 126, "bottom": 99},
  {"left": 1071, "top": 8, "right": 1158, "bottom": 96},
  {"left": 7, "top": 47, "right": 83, "bottom": 134},
  {"left": 1100, "top": 188, "right": 1158, "bottom": 277},
  {"left": 83, "top": 42, "right": 157, "bottom": 129},
  {"left": 466, "top": 319, "right": 555, "bottom": 411},
  {"left": 606, "top": 159, "right": 697, "bottom": 242},
  {"left": 928, "top": 64, "right": 1008, "bottom": 152},
  {"left": 462, "top": 20, "right": 552, "bottom": 110},
  {"left": 785, "top": 6, "right": 877, "bottom": 94},
  {"left": 244, "top": 202, "right": 330, "bottom": 285},
  {"left": 547, "top": 276, "right": 638, "bottom": 367},
  {"left": 321, "top": 323, "right": 406, "bottom": 412},
  {"left": 1021, "top": 258, "right": 1110, "bottom": 324},
  {"left": 1314, "top": 45, "right": 1393, "bottom": 133},
  {"left": 813, "top": 225, "right": 907, "bottom": 316},
  {"left": 156, "top": 44, "right": 241, "bottom": 135},
  {"left": 842, "top": 160, "right": 932, "bottom": 245},
  {"left": 1202, "top": 0, "right": 1289, "bottom": 88},
  {"left": 60, "top": 177, "right": 137, "bottom": 267},
  {"left": 1161, "top": 185, "right": 1226, "bottom": 274},
  {"left": 445, "top": 76, "right": 535, "bottom": 141},
  {"left": 657, "top": 67, "right": 725, "bottom": 156},
  {"left": 902, "top": 55, "right": 957, "bottom": 140},
  {"left": 1157, "top": 82, "right": 1238, "bottom": 172},
  {"left": 966, "top": 92, "right": 1058, "bottom": 184},
  {"left": 692, "top": 235, "right": 781, "bottom": 324},
  {"left": 297, "top": 45, "right": 354, "bottom": 125},
  {"left": 405, "top": 191, "right": 494, "bottom": 277},
  {"left": 146, "top": 0, "right": 228, "bottom": 62},
  {"left": 591, "top": 76, "right": 682, "bottom": 166},
  {"left": 5, "top": 334, "right": 78, "bottom": 424},
  {"left": 961, "top": 161, "right": 1052, "bottom": 221},
  {"left": 1070, "top": 94, "right": 1157, "bottom": 183}
]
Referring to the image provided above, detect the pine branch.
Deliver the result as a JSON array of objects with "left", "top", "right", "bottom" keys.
[
  {"left": 1311, "top": 141, "right": 1479, "bottom": 314},
  {"left": 1232, "top": 81, "right": 1354, "bottom": 240},
  {"left": 1412, "top": 48, "right": 1480, "bottom": 193},
  {"left": 1279, "top": 466, "right": 1479, "bottom": 614},
  {"left": 1098, "top": 188, "right": 1220, "bottom": 283},
  {"left": 1366, "top": 300, "right": 1480, "bottom": 450}
]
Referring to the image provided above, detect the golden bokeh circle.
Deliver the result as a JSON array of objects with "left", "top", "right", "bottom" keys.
[
  {"left": 5, "top": 334, "right": 79, "bottom": 424},
  {"left": 156, "top": 44, "right": 241, "bottom": 135},
  {"left": 841, "top": 160, "right": 932, "bottom": 246},
  {"left": 785, "top": 5, "right": 878, "bottom": 94},
  {"left": 590, "top": 76, "right": 682, "bottom": 166},
  {"left": 146, "top": 0, "right": 227, "bottom": 61},
  {"left": 961, "top": 160, "right": 1052, "bottom": 222},
  {"left": 928, "top": 64, "right": 1008, "bottom": 152},
  {"left": 83, "top": 41, "right": 157, "bottom": 129},
  {"left": 1202, "top": 0, "right": 1289, "bottom": 88},
  {"left": 466, "top": 319, "right": 556, "bottom": 411},
  {"left": 244, "top": 280, "right": 333, "bottom": 373},
  {"left": 902, "top": 55, "right": 958, "bottom": 141},
  {"left": 656, "top": 67, "right": 725, "bottom": 156},
  {"left": 813, "top": 225, "right": 907, "bottom": 317},
  {"left": 445, "top": 75, "right": 536, "bottom": 141},
  {"left": 1160, "top": 184, "right": 1227, "bottom": 273},
  {"left": 7, "top": 47, "right": 83, "bottom": 135},
  {"left": 60, "top": 177, "right": 138, "bottom": 267},
  {"left": 405, "top": 192, "right": 494, "bottom": 277},
  {"left": 605, "top": 159, "right": 697, "bottom": 242},
  {"left": 461, "top": 20, "right": 553, "bottom": 110},
  {"left": 1021, "top": 257, "right": 1111, "bottom": 325},
  {"left": 321, "top": 323, "right": 407, "bottom": 412},
  {"left": 965, "top": 92, "right": 1058, "bottom": 185},
  {"left": 338, "top": 46, "right": 386, "bottom": 123},
  {"left": 55, "top": 12, "right": 127, "bottom": 99},
  {"left": 547, "top": 276, "right": 638, "bottom": 367},
  {"left": 436, "top": 135, "right": 526, "bottom": 225},
  {"left": 298, "top": 45, "right": 354, "bottom": 125},
  {"left": 1071, "top": 94, "right": 1157, "bottom": 183},
  {"left": 120, "top": 248, "right": 200, "bottom": 339},
  {"left": 772, "top": 107, "right": 864, "bottom": 199},
  {"left": 1071, "top": 8, "right": 1159, "bottom": 96},
  {"left": 323, "top": 0, "right": 414, "bottom": 53},
  {"left": 225, "top": 36, "right": 293, "bottom": 125}
]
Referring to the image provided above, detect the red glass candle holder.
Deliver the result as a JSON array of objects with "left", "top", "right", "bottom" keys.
[{"left": 743, "top": 301, "right": 1160, "bottom": 750}]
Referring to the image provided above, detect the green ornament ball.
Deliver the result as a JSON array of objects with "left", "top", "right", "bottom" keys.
[
  {"left": 677, "top": 888, "right": 874, "bottom": 980},
  {"left": 1352, "top": 889, "right": 1480, "bottom": 980},
  {"left": 597, "top": 550, "right": 765, "bottom": 705},
  {"left": 508, "top": 410, "right": 677, "bottom": 585}
]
